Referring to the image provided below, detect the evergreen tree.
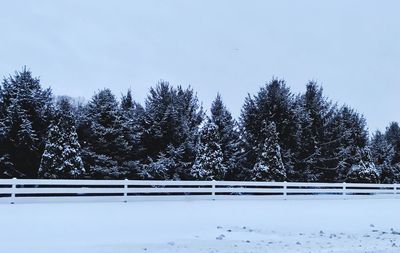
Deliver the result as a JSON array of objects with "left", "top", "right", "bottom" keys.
[
  {"left": 140, "top": 82, "right": 203, "bottom": 179},
  {"left": 191, "top": 122, "right": 226, "bottom": 180},
  {"left": 251, "top": 122, "right": 286, "bottom": 181},
  {"left": 385, "top": 122, "right": 400, "bottom": 165},
  {"left": 38, "top": 98, "right": 85, "bottom": 178},
  {"left": 138, "top": 145, "right": 183, "bottom": 180},
  {"left": 120, "top": 89, "right": 145, "bottom": 169},
  {"left": 78, "top": 89, "right": 130, "bottom": 179},
  {"left": 321, "top": 106, "right": 369, "bottom": 182},
  {"left": 240, "top": 79, "right": 297, "bottom": 177},
  {"left": 209, "top": 94, "right": 243, "bottom": 180},
  {"left": 370, "top": 130, "right": 397, "bottom": 183},
  {"left": 371, "top": 131, "right": 394, "bottom": 165},
  {"left": 381, "top": 122, "right": 400, "bottom": 183},
  {"left": 293, "top": 82, "right": 337, "bottom": 182},
  {"left": 0, "top": 68, "right": 53, "bottom": 178},
  {"left": 346, "top": 147, "right": 379, "bottom": 183}
]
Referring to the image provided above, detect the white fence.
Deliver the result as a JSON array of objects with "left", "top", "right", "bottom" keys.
[{"left": 0, "top": 178, "right": 398, "bottom": 204}]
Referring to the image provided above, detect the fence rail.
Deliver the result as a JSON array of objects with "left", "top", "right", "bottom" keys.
[{"left": 0, "top": 178, "right": 398, "bottom": 204}]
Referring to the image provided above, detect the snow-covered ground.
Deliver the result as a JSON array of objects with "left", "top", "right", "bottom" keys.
[{"left": 1, "top": 199, "right": 400, "bottom": 253}]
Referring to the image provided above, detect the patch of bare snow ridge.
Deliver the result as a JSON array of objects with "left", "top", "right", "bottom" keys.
[
  {"left": 0, "top": 199, "right": 399, "bottom": 253},
  {"left": 128, "top": 225, "right": 400, "bottom": 253}
]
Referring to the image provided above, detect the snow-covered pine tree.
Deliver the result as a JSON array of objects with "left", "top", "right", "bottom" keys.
[
  {"left": 138, "top": 145, "right": 184, "bottom": 180},
  {"left": 0, "top": 92, "right": 9, "bottom": 180},
  {"left": 120, "top": 89, "right": 145, "bottom": 176},
  {"left": 323, "top": 106, "right": 369, "bottom": 182},
  {"left": 293, "top": 103, "right": 317, "bottom": 181},
  {"left": 78, "top": 89, "right": 130, "bottom": 179},
  {"left": 38, "top": 97, "right": 85, "bottom": 179},
  {"left": 293, "top": 82, "right": 335, "bottom": 182},
  {"left": 191, "top": 122, "right": 226, "bottom": 180},
  {"left": 0, "top": 68, "right": 53, "bottom": 178},
  {"left": 240, "top": 79, "right": 297, "bottom": 178},
  {"left": 251, "top": 121, "right": 286, "bottom": 181},
  {"left": 384, "top": 122, "right": 400, "bottom": 182},
  {"left": 140, "top": 82, "right": 203, "bottom": 179},
  {"left": 385, "top": 122, "right": 400, "bottom": 165},
  {"left": 174, "top": 85, "right": 204, "bottom": 179},
  {"left": 370, "top": 130, "right": 396, "bottom": 183},
  {"left": 209, "top": 94, "right": 243, "bottom": 180},
  {"left": 346, "top": 147, "right": 379, "bottom": 183}
]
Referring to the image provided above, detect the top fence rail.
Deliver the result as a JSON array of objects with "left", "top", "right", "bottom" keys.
[{"left": 0, "top": 179, "right": 398, "bottom": 204}]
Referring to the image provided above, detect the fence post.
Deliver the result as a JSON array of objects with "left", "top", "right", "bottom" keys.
[
  {"left": 10, "top": 177, "right": 17, "bottom": 204},
  {"left": 211, "top": 180, "right": 216, "bottom": 200},
  {"left": 123, "top": 179, "right": 128, "bottom": 203},
  {"left": 342, "top": 182, "right": 346, "bottom": 200},
  {"left": 283, "top": 181, "right": 287, "bottom": 200},
  {"left": 395, "top": 184, "right": 398, "bottom": 198}
]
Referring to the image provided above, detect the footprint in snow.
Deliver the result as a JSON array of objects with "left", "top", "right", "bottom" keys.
[
  {"left": 216, "top": 234, "right": 225, "bottom": 240},
  {"left": 391, "top": 229, "right": 400, "bottom": 235}
]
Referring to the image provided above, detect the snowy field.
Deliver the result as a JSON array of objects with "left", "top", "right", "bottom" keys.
[{"left": 1, "top": 199, "right": 400, "bottom": 253}]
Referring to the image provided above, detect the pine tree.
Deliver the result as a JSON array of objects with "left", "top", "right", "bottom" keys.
[
  {"left": 78, "top": 89, "right": 130, "bottom": 179},
  {"left": 381, "top": 122, "right": 400, "bottom": 183},
  {"left": 191, "top": 122, "right": 226, "bottom": 180},
  {"left": 371, "top": 130, "right": 396, "bottom": 183},
  {"left": 121, "top": 89, "right": 146, "bottom": 178},
  {"left": 138, "top": 145, "right": 187, "bottom": 180},
  {"left": 209, "top": 94, "right": 243, "bottom": 180},
  {"left": 140, "top": 82, "right": 203, "bottom": 179},
  {"left": 346, "top": 147, "right": 379, "bottom": 183},
  {"left": 322, "top": 106, "right": 369, "bottom": 182},
  {"left": 240, "top": 79, "right": 297, "bottom": 178},
  {"left": 293, "top": 82, "right": 336, "bottom": 182},
  {"left": 120, "top": 89, "right": 145, "bottom": 169},
  {"left": 0, "top": 68, "right": 53, "bottom": 178},
  {"left": 38, "top": 98, "right": 85, "bottom": 179},
  {"left": 293, "top": 104, "right": 317, "bottom": 181},
  {"left": 371, "top": 131, "right": 394, "bottom": 165},
  {"left": 251, "top": 122, "right": 286, "bottom": 181},
  {"left": 385, "top": 122, "right": 400, "bottom": 165}
]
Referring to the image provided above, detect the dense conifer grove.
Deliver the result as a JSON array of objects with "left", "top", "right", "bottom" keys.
[{"left": 1, "top": 68, "right": 399, "bottom": 183}]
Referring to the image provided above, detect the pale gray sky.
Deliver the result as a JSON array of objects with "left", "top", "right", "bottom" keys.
[{"left": 1, "top": 0, "right": 399, "bottom": 132}]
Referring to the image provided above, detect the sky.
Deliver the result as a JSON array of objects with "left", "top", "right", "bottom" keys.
[{"left": 0, "top": 0, "right": 399, "bottom": 132}]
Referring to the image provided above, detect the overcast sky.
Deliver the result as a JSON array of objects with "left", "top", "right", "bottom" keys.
[{"left": 1, "top": 0, "right": 399, "bottom": 132}]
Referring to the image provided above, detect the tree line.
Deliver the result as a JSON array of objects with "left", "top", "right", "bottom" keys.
[{"left": 0, "top": 68, "right": 399, "bottom": 183}]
